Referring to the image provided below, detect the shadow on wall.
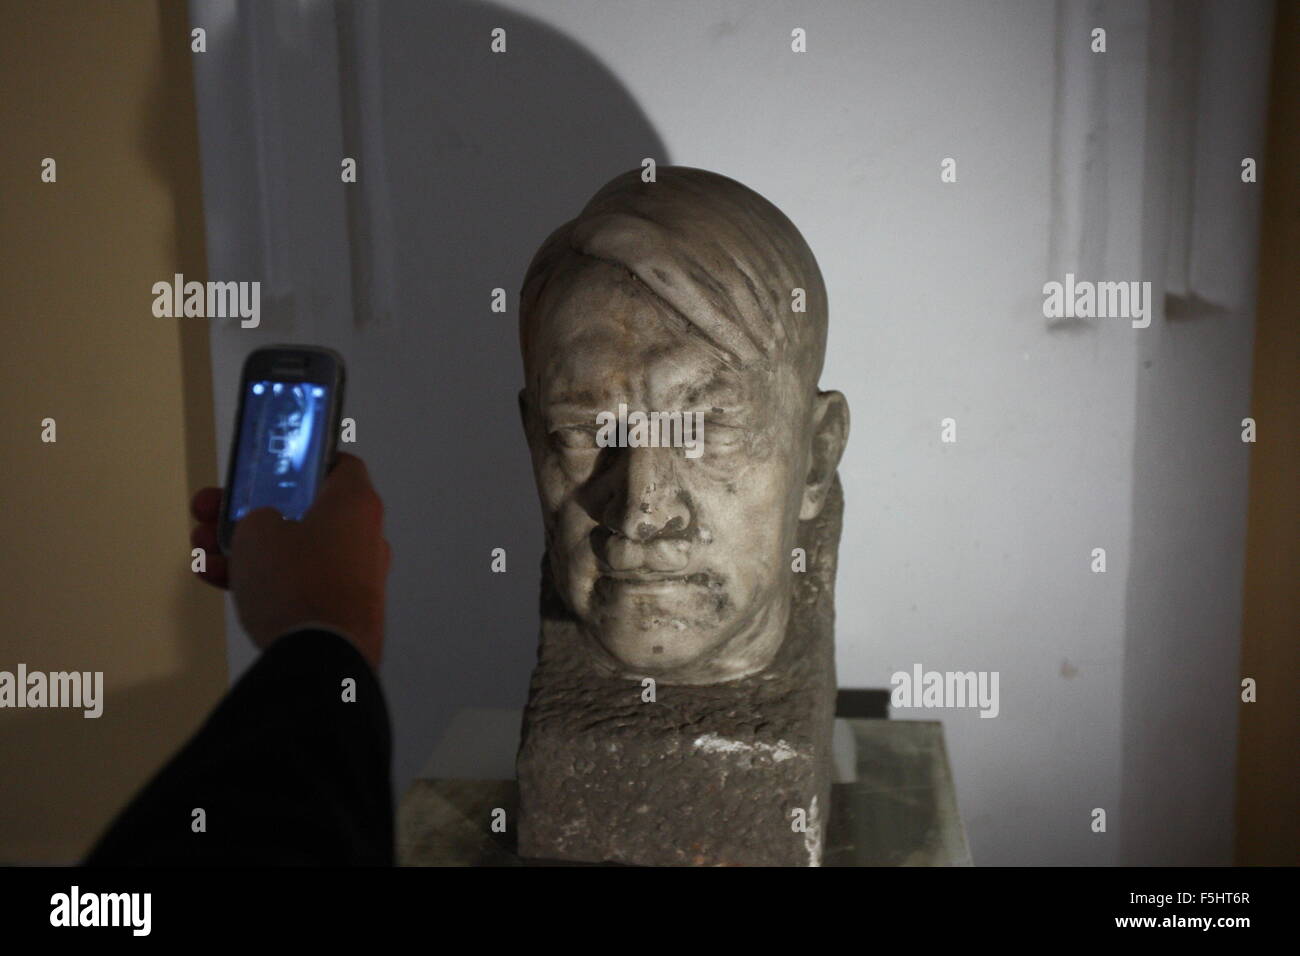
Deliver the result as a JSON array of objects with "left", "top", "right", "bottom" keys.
[{"left": 360, "top": 1, "right": 670, "bottom": 791}]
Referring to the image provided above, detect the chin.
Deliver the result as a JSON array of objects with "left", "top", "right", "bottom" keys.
[{"left": 595, "top": 627, "right": 719, "bottom": 675}]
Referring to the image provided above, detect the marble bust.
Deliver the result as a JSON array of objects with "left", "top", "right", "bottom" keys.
[{"left": 515, "top": 166, "right": 848, "bottom": 865}]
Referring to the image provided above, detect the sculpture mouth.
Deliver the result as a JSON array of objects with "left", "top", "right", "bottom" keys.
[{"left": 598, "top": 570, "right": 717, "bottom": 589}]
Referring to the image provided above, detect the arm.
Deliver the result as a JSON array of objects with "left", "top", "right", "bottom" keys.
[
  {"left": 85, "top": 628, "right": 393, "bottom": 865},
  {"left": 86, "top": 453, "right": 394, "bottom": 866}
]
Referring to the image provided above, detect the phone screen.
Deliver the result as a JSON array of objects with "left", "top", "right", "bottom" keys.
[{"left": 227, "top": 379, "right": 333, "bottom": 522}]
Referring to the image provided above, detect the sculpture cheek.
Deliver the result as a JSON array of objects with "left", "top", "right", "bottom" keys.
[{"left": 537, "top": 452, "right": 586, "bottom": 501}]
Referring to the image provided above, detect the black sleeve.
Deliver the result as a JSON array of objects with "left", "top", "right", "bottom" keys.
[{"left": 84, "top": 629, "right": 394, "bottom": 866}]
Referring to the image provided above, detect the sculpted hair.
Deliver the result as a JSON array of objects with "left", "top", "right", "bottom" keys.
[{"left": 519, "top": 166, "right": 829, "bottom": 380}]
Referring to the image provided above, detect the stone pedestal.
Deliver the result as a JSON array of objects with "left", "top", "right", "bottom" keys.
[
  {"left": 515, "top": 482, "right": 843, "bottom": 866},
  {"left": 399, "top": 718, "right": 973, "bottom": 866}
]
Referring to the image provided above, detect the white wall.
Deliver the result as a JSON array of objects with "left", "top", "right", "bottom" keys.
[
  {"left": 191, "top": 0, "right": 1270, "bottom": 864},
  {"left": 1120, "top": 0, "right": 1271, "bottom": 865}
]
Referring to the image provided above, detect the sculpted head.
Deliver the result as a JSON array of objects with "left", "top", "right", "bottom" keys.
[{"left": 519, "top": 167, "right": 848, "bottom": 684}]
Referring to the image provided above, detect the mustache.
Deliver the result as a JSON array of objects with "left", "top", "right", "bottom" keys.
[{"left": 591, "top": 529, "right": 707, "bottom": 576}]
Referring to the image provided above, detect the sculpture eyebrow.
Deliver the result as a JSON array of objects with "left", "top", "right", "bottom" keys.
[{"left": 664, "top": 365, "right": 747, "bottom": 406}]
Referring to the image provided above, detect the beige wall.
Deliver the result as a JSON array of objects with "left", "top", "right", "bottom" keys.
[
  {"left": 0, "top": 0, "right": 227, "bottom": 862},
  {"left": 1236, "top": 0, "right": 1300, "bottom": 866}
]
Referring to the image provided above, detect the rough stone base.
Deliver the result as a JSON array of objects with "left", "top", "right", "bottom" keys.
[
  {"left": 516, "top": 480, "right": 842, "bottom": 867},
  {"left": 400, "top": 720, "right": 972, "bottom": 866}
]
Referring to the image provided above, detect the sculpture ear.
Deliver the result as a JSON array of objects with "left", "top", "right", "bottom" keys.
[{"left": 799, "top": 390, "right": 849, "bottom": 521}]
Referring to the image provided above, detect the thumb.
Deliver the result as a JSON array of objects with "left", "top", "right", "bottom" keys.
[
  {"left": 231, "top": 505, "right": 290, "bottom": 555},
  {"left": 309, "top": 453, "right": 381, "bottom": 522}
]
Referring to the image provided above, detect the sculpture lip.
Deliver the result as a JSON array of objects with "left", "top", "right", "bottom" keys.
[
  {"left": 598, "top": 570, "right": 715, "bottom": 588},
  {"left": 601, "top": 570, "right": 690, "bottom": 582}
]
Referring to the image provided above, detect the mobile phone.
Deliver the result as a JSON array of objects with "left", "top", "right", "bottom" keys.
[{"left": 218, "top": 345, "right": 346, "bottom": 554}]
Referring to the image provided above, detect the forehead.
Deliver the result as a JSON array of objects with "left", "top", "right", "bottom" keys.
[{"left": 533, "top": 264, "right": 762, "bottom": 407}]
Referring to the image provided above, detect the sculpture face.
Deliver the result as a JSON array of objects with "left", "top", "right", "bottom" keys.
[{"left": 519, "top": 167, "right": 848, "bottom": 684}]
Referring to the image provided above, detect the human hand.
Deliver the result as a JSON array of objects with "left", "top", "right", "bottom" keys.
[{"left": 190, "top": 453, "right": 391, "bottom": 667}]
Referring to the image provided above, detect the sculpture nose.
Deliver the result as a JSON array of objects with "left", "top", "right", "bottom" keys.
[{"left": 604, "top": 445, "right": 691, "bottom": 542}]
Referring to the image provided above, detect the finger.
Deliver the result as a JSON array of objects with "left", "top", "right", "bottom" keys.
[
  {"left": 317, "top": 453, "right": 373, "bottom": 501},
  {"left": 196, "top": 552, "right": 229, "bottom": 589},
  {"left": 230, "top": 505, "right": 288, "bottom": 555},
  {"left": 191, "top": 487, "right": 223, "bottom": 522},
  {"left": 310, "top": 453, "right": 381, "bottom": 522},
  {"left": 190, "top": 521, "right": 220, "bottom": 555}
]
